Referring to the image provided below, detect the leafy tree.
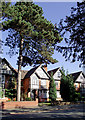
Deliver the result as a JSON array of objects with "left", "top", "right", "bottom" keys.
[
  {"left": 60, "top": 68, "right": 79, "bottom": 102},
  {"left": 2, "top": 1, "right": 62, "bottom": 101},
  {"left": 56, "top": 2, "right": 85, "bottom": 66},
  {"left": 49, "top": 72, "right": 57, "bottom": 104}
]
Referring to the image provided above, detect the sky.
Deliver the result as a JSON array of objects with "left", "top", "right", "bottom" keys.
[{"left": 1, "top": 1, "right": 83, "bottom": 74}]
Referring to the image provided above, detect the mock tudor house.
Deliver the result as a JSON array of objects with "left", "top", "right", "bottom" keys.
[
  {"left": 22, "top": 65, "right": 50, "bottom": 102},
  {"left": 0, "top": 58, "right": 17, "bottom": 99},
  {"left": 48, "top": 68, "right": 62, "bottom": 100},
  {"left": 69, "top": 71, "right": 85, "bottom": 97}
]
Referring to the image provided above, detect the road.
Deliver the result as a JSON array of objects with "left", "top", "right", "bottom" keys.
[{"left": 0, "top": 103, "right": 85, "bottom": 120}]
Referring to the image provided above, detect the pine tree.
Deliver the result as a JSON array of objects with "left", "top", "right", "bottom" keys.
[
  {"left": 2, "top": 2, "right": 62, "bottom": 101},
  {"left": 49, "top": 72, "right": 57, "bottom": 104}
]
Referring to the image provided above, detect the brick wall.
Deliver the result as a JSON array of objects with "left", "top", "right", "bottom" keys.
[
  {"left": 0, "top": 97, "right": 8, "bottom": 103},
  {"left": 23, "top": 78, "right": 30, "bottom": 94},
  {"left": 2, "top": 99, "right": 38, "bottom": 110}
]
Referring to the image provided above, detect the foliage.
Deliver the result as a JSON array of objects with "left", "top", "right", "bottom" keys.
[
  {"left": 38, "top": 103, "right": 51, "bottom": 106},
  {"left": 49, "top": 72, "right": 57, "bottom": 104},
  {"left": 5, "top": 76, "right": 17, "bottom": 100},
  {"left": 56, "top": 2, "right": 85, "bottom": 65},
  {"left": 60, "top": 68, "right": 79, "bottom": 102},
  {"left": 0, "top": 88, "right": 4, "bottom": 98},
  {"left": 2, "top": 1, "right": 62, "bottom": 101},
  {"left": 25, "top": 97, "right": 32, "bottom": 101},
  {"left": 5, "top": 89, "right": 17, "bottom": 100},
  {"left": 7, "top": 76, "right": 16, "bottom": 89},
  {"left": 2, "top": 2, "right": 62, "bottom": 66},
  {"left": 73, "top": 92, "right": 81, "bottom": 102}
]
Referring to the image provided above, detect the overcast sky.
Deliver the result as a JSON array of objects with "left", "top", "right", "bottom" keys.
[{"left": 1, "top": 2, "right": 83, "bottom": 73}]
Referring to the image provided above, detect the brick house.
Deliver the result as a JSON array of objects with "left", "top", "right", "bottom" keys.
[{"left": 48, "top": 68, "right": 62, "bottom": 100}]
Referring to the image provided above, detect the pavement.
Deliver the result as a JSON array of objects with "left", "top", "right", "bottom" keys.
[{"left": 0, "top": 102, "right": 85, "bottom": 120}]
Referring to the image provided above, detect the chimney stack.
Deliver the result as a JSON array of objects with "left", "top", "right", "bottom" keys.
[{"left": 43, "top": 64, "right": 47, "bottom": 72}]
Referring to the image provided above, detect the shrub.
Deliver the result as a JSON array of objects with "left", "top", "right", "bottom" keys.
[
  {"left": 49, "top": 72, "right": 57, "bottom": 105},
  {"left": 25, "top": 97, "right": 32, "bottom": 101}
]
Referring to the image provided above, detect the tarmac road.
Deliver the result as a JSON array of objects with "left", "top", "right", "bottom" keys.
[{"left": 0, "top": 103, "right": 85, "bottom": 120}]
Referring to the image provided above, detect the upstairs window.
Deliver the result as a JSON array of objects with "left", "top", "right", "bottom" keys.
[
  {"left": 57, "top": 72, "right": 61, "bottom": 78},
  {"left": 41, "top": 80, "right": 46, "bottom": 85},
  {"left": 2, "top": 75, "right": 5, "bottom": 83},
  {"left": 55, "top": 81, "right": 58, "bottom": 87}
]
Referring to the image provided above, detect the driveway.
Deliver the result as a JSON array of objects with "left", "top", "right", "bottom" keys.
[{"left": 0, "top": 103, "right": 85, "bottom": 120}]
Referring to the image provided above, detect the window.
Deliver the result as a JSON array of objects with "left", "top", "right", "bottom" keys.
[
  {"left": 0, "top": 77, "right": 1, "bottom": 87},
  {"left": 32, "top": 79, "right": 37, "bottom": 85},
  {"left": 75, "top": 84, "right": 78, "bottom": 89},
  {"left": 43, "top": 90, "right": 47, "bottom": 93},
  {"left": 0, "top": 64, "right": 2, "bottom": 69},
  {"left": 2, "top": 75, "right": 5, "bottom": 83},
  {"left": 41, "top": 80, "right": 46, "bottom": 88},
  {"left": 2, "top": 83, "right": 4, "bottom": 89},
  {"left": 0, "top": 77, "right": 1, "bottom": 83},
  {"left": 80, "top": 76, "right": 83, "bottom": 79},
  {"left": 9, "top": 70, "right": 12, "bottom": 74},
  {"left": 57, "top": 72, "right": 61, "bottom": 78},
  {"left": 55, "top": 81, "right": 58, "bottom": 87},
  {"left": 41, "top": 80, "right": 46, "bottom": 85},
  {"left": 32, "top": 74, "right": 39, "bottom": 85}
]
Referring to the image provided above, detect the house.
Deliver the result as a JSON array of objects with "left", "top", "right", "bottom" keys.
[
  {"left": 22, "top": 65, "right": 50, "bottom": 102},
  {"left": 0, "top": 58, "right": 17, "bottom": 99},
  {"left": 1, "top": 57, "right": 85, "bottom": 102},
  {"left": 48, "top": 68, "right": 62, "bottom": 100},
  {"left": 0, "top": 58, "right": 50, "bottom": 102},
  {"left": 69, "top": 71, "right": 85, "bottom": 97}
]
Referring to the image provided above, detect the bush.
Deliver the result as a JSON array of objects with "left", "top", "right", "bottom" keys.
[
  {"left": 81, "top": 96, "right": 85, "bottom": 101},
  {"left": 73, "top": 92, "right": 81, "bottom": 102},
  {"left": 49, "top": 72, "right": 57, "bottom": 105},
  {"left": 25, "top": 97, "right": 32, "bottom": 101}
]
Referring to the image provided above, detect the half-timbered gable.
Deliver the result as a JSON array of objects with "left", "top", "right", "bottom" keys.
[
  {"left": 70, "top": 71, "right": 85, "bottom": 96},
  {"left": 0, "top": 58, "right": 17, "bottom": 98},
  {"left": 23, "top": 65, "right": 50, "bottom": 102}
]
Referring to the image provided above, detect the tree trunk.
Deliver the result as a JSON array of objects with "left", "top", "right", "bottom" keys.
[{"left": 17, "top": 38, "right": 23, "bottom": 101}]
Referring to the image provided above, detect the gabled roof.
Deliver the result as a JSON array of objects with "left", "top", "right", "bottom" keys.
[
  {"left": 69, "top": 71, "right": 82, "bottom": 82},
  {"left": 15, "top": 69, "right": 28, "bottom": 80},
  {"left": 1, "top": 58, "right": 18, "bottom": 75},
  {"left": 48, "top": 67, "right": 60, "bottom": 76},
  {"left": 21, "top": 70, "right": 28, "bottom": 79},
  {"left": 24, "top": 65, "right": 40, "bottom": 79},
  {"left": 24, "top": 65, "right": 50, "bottom": 80}
]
